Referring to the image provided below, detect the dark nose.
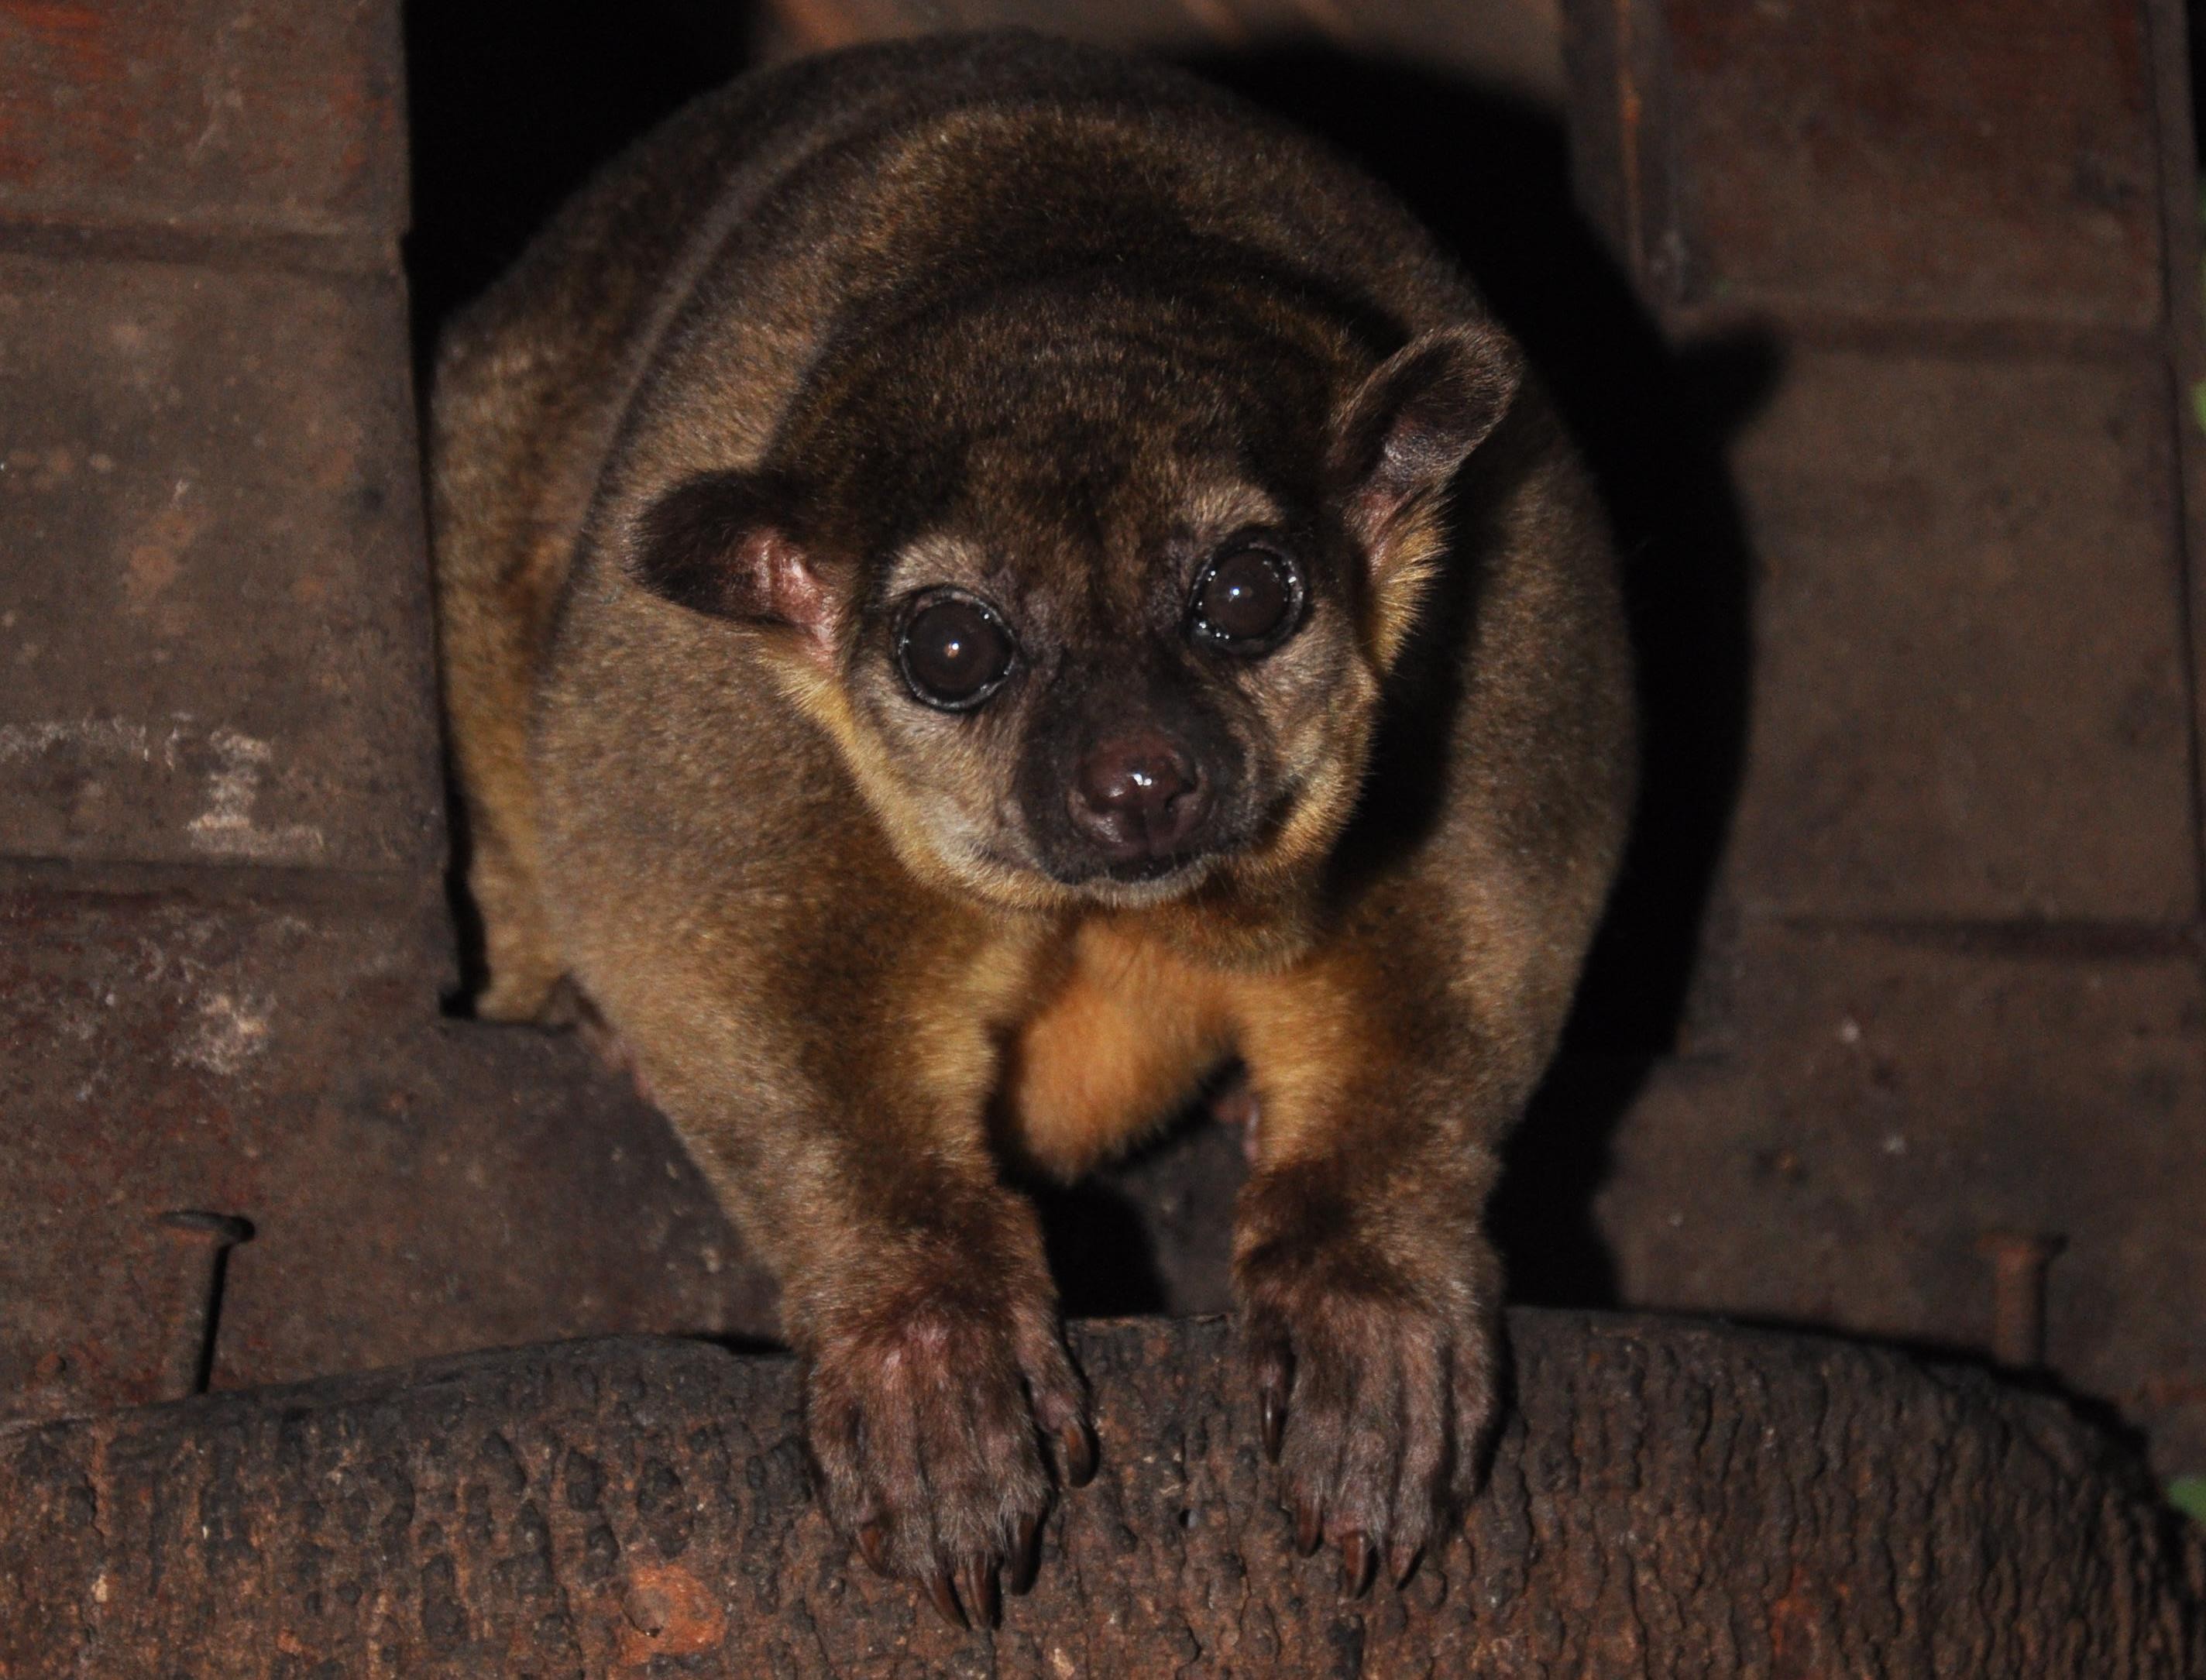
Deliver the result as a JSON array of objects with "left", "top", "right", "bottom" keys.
[{"left": 1067, "top": 728, "right": 1208, "bottom": 864}]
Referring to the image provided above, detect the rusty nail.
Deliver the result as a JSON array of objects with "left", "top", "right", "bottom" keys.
[
  {"left": 1975, "top": 1229, "right": 2064, "bottom": 1370},
  {"left": 157, "top": 1211, "right": 256, "bottom": 1400}
]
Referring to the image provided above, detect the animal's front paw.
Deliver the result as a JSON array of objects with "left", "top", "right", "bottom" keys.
[
  {"left": 803, "top": 1277, "right": 1093, "bottom": 1629},
  {"left": 1237, "top": 1174, "right": 1502, "bottom": 1596}
]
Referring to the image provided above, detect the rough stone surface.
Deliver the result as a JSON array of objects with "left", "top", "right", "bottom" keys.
[
  {"left": 0, "top": 254, "right": 442, "bottom": 877},
  {"left": 0, "top": 878, "right": 776, "bottom": 1423},
  {"left": 0, "top": 0, "right": 406, "bottom": 241},
  {"left": 1628, "top": 0, "right": 2163, "bottom": 323},
  {"left": 0, "top": 1315, "right": 2197, "bottom": 1678},
  {"left": 1596, "top": 923, "right": 2206, "bottom": 1475},
  {"left": 1720, "top": 345, "right": 2193, "bottom": 926}
]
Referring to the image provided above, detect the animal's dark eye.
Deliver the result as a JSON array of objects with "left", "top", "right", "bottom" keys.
[
  {"left": 896, "top": 591, "right": 1016, "bottom": 710},
  {"left": 1190, "top": 546, "right": 1301, "bottom": 652}
]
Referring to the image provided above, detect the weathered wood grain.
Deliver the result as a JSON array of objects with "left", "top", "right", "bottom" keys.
[{"left": 0, "top": 1311, "right": 2197, "bottom": 1677}]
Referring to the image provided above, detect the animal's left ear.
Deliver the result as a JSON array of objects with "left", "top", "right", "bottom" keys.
[
  {"left": 627, "top": 469, "right": 842, "bottom": 662},
  {"left": 1328, "top": 324, "right": 1524, "bottom": 577}
]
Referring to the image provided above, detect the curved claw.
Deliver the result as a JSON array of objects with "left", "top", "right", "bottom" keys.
[
  {"left": 856, "top": 1522, "right": 892, "bottom": 1579},
  {"left": 1294, "top": 1496, "right": 1323, "bottom": 1556},
  {"left": 1057, "top": 1421, "right": 1098, "bottom": 1487},
  {"left": 1388, "top": 1540, "right": 1424, "bottom": 1591},
  {"left": 1007, "top": 1513, "right": 1042, "bottom": 1596},
  {"left": 1260, "top": 1386, "right": 1286, "bottom": 1462},
  {"left": 923, "top": 1571, "right": 967, "bottom": 1631},
  {"left": 1340, "top": 1530, "right": 1376, "bottom": 1599},
  {"left": 960, "top": 1555, "right": 1002, "bottom": 1630}
]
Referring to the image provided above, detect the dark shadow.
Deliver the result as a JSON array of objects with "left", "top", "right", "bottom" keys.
[
  {"left": 1491, "top": 1053, "right": 1649, "bottom": 1305},
  {"left": 703, "top": 1332, "right": 789, "bottom": 1361},
  {"left": 404, "top": 2, "right": 765, "bottom": 1009},
  {"left": 2193, "top": 0, "right": 2206, "bottom": 165},
  {"left": 438, "top": 829, "right": 490, "bottom": 1015},
  {"left": 402, "top": 1, "right": 761, "bottom": 361},
  {"left": 1023, "top": 1177, "right": 1174, "bottom": 1317},
  {"left": 1192, "top": 47, "right": 1772, "bottom": 1309}
]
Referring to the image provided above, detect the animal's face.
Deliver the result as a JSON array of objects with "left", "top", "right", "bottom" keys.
[
  {"left": 841, "top": 461, "right": 1371, "bottom": 910},
  {"left": 627, "top": 293, "right": 1520, "bottom": 914}
]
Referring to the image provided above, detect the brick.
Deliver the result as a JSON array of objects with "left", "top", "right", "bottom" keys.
[
  {"left": 209, "top": 1023, "right": 779, "bottom": 1396},
  {"left": 0, "top": 253, "right": 442, "bottom": 873},
  {"left": 0, "top": 880, "right": 779, "bottom": 1420},
  {"left": 1596, "top": 922, "right": 2206, "bottom": 1472},
  {"left": 1641, "top": 0, "right": 2162, "bottom": 325},
  {"left": 0, "top": 0, "right": 405, "bottom": 241},
  {"left": 1722, "top": 346, "right": 2194, "bottom": 922},
  {"left": 0, "top": 881, "right": 440, "bottom": 1414}
]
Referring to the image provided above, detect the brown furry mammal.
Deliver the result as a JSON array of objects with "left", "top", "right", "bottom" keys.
[{"left": 431, "top": 30, "right": 1633, "bottom": 1627}]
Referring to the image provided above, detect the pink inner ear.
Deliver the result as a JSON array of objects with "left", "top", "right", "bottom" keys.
[
  {"left": 1334, "top": 327, "right": 1524, "bottom": 558},
  {"left": 747, "top": 527, "right": 836, "bottom": 652},
  {"left": 1345, "top": 417, "right": 1458, "bottom": 551}
]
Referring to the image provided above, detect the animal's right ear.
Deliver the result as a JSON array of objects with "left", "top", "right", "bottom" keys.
[
  {"left": 629, "top": 471, "right": 839, "bottom": 657},
  {"left": 1328, "top": 325, "right": 1523, "bottom": 569}
]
